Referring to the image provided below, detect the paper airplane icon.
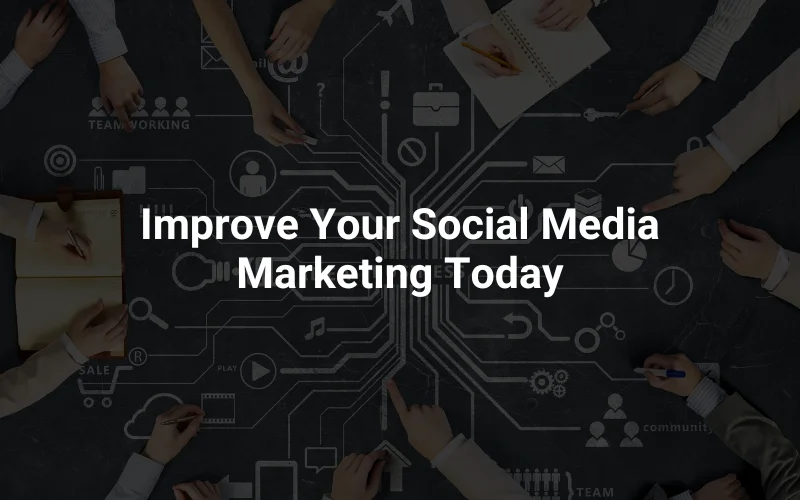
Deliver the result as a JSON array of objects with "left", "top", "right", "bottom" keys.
[
  {"left": 252, "top": 361, "right": 271, "bottom": 382},
  {"left": 377, "top": 0, "right": 414, "bottom": 26}
]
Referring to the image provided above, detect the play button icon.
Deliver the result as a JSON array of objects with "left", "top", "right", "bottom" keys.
[{"left": 240, "top": 353, "right": 277, "bottom": 389}]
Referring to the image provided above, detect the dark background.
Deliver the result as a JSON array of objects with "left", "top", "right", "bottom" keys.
[{"left": 1, "top": 0, "right": 800, "bottom": 499}]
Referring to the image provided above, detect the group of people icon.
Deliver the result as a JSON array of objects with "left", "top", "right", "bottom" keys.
[
  {"left": 505, "top": 467, "right": 562, "bottom": 500},
  {"left": 586, "top": 393, "right": 644, "bottom": 448},
  {"left": 89, "top": 97, "right": 190, "bottom": 118}
]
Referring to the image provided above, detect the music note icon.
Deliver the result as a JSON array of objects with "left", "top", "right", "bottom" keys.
[{"left": 305, "top": 317, "right": 325, "bottom": 341}]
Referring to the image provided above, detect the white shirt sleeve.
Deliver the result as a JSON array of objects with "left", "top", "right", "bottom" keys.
[
  {"left": 763, "top": 247, "right": 791, "bottom": 292},
  {"left": 707, "top": 131, "right": 743, "bottom": 171},
  {"left": 69, "top": 0, "right": 128, "bottom": 64},
  {"left": 105, "top": 453, "right": 164, "bottom": 500},
  {"left": 0, "top": 50, "right": 32, "bottom": 111}
]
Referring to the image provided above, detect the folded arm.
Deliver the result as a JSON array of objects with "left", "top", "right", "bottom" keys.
[{"left": 0, "top": 334, "right": 87, "bottom": 418}]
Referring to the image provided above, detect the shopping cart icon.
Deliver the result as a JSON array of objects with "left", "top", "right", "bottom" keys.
[{"left": 77, "top": 365, "right": 132, "bottom": 408}]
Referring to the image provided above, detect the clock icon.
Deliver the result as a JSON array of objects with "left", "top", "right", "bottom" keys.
[{"left": 654, "top": 266, "right": 693, "bottom": 306}]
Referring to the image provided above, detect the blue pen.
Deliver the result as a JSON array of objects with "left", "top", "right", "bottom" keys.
[{"left": 634, "top": 368, "right": 686, "bottom": 378}]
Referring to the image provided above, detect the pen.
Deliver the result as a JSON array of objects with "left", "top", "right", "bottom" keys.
[
  {"left": 286, "top": 130, "right": 319, "bottom": 145},
  {"left": 161, "top": 414, "right": 199, "bottom": 426},
  {"left": 618, "top": 81, "right": 664, "bottom": 119},
  {"left": 65, "top": 226, "right": 86, "bottom": 259},
  {"left": 460, "top": 42, "right": 521, "bottom": 72},
  {"left": 634, "top": 368, "right": 686, "bottom": 378}
]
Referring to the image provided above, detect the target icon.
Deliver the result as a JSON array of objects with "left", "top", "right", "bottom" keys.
[{"left": 44, "top": 144, "right": 77, "bottom": 177}]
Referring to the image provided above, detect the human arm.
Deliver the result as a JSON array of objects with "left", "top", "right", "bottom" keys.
[
  {"left": 266, "top": 0, "right": 336, "bottom": 64},
  {"left": 0, "top": 195, "right": 92, "bottom": 259},
  {"left": 0, "top": 3, "right": 70, "bottom": 111},
  {"left": 106, "top": 404, "right": 204, "bottom": 500},
  {"left": 645, "top": 353, "right": 800, "bottom": 500},
  {"left": 69, "top": 0, "right": 142, "bottom": 132},
  {"left": 717, "top": 220, "right": 800, "bottom": 309},
  {"left": 387, "top": 379, "right": 531, "bottom": 500},
  {"left": 0, "top": 301, "right": 127, "bottom": 418},
  {"left": 191, "top": 0, "right": 305, "bottom": 146}
]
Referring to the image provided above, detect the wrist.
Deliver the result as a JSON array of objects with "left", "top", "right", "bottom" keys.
[
  {"left": 98, "top": 56, "right": 126, "bottom": 74},
  {"left": 142, "top": 445, "right": 168, "bottom": 466},
  {"left": 310, "top": 0, "right": 336, "bottom": 13},
  {"left": 14, "top": 50, "right": 38, "bottom": 69}
]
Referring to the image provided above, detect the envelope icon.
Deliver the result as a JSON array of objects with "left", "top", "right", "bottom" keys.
[
  {"left": 532, "top": 156, "right": 566, "bottom": 174},
  {"left": 200, "top": 46, "right": 229, "bottom": 70}
]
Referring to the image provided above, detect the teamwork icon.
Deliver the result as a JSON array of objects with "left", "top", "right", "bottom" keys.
[
  {"left": 532, "top": 156, "right": 566, "bottom": 174},
  {"left": 507, "top": 467, "right": 569, "bottom": 500},
  {"left": 612, "top": 238, "right": 647, "bottom": 272},
  {"left": 89, "top": 97, "right": 106, "bottom": 117},
  {"left": 587, "top": 393, "right": 643, "bottom": 448},
  {"left": 112, "top": 166, "right": 146, "bottom": 195},
  {"left": 268, "top": 53, "right": 309, "bottom": 83},
  {"left": 229, "top": 150, "right": 277, "bottom": 198},
  {"left": 585, "top": 421, "right": 609, "bottom": 447},
  {"left": 620, "top": 421, "right": 643, "bottom": 447},
  {"left": 603, "top": 393, "right": 626, "bottom": 419},
  {"left": 413, "top": 84, "right": 460, "bottom": 127},
  {"left": 131, "top": 99, "right": 148, "bottom": 118}
]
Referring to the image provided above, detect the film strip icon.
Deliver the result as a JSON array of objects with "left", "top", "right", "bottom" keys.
[{"left": 201, "top": 393, "right": 236, "bottom": 424}]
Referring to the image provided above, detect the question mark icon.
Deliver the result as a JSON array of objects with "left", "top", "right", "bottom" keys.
[{"left": 317, "top": 82, "right": 326, "bottom": 97}]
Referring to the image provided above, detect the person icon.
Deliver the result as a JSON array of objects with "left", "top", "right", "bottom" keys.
[
  {"left": 131, "top": 98, "right": 148, "bottom": 118},
  {"left": 620, "top": 421, "right": 644, "bottom": 447},
  {"left": 585, "top": 421, "right": 609, "bottom": 447},
  {"left": 542, "top": 468, "right": 551, "bottom": 500},
  {"left": 532, "top": 468, "right": 542, "bottom": 500},
  {"left": 505, "top": 468, "right": 512, "bottom": 476},
  {"left": 552, "top": 469, "right": 561, "bottom": 500},
  {"left": 173, "top": 97, "right": 190, "bottom": 117},
  {"left": 603, "top": 393, "right": 627, "bottom": 419},
  {"left": 523, "top": 468, "right": 532, "bottom": 492},
  {"left": 239, "top": 161, "right": 268, "bottom": 197},
  {"left": 512, "top": 468, "right": 522, "bottom": 485},
  {"left": 152, "top": 97, "right": 169, "bottom": 118},
  {"left": 89, "top": 97, "right": 106, "bottom": 117}
]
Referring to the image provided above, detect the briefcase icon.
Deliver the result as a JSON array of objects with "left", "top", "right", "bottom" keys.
[{"left": 413, "top": 84, "right": 460, "bottom": 127}]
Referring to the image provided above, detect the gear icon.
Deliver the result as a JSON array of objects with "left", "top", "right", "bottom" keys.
[
  {"left": 553, "top": 384, "right": 566, "bottom": 398},
  {"left": 554, "top": 369, "right": 569, "bottom": 385},
  {"left": 529, "top": 370, "right": 554, "bottom": 395}
]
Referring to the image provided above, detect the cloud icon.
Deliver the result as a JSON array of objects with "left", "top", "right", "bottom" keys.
[{"left": 124, "top": 393, "right": 183, "bottom": 440}]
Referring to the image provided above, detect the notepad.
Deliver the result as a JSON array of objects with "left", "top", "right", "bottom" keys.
[
  {"left": 15, "top": 198, "right": 125, "bottom": 355},
  {"left": 444, "top": 0, "right": 610, "bottom": 128}
]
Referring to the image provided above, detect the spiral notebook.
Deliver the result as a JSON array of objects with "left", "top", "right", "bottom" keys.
[{"left": 444, "top": 0, "right": 610, "bottom": 127}]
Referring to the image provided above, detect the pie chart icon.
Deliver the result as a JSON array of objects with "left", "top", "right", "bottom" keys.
[
  {"left": 612, "top": 238, "right": 647, "bottom": 272},
  {"left": 239, "top": 353, "right": 277, "bottom": 390}
]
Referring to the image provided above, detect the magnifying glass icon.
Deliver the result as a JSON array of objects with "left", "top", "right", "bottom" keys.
[{"left": 129, "top": 297, "right": 169, "bottom": 330}]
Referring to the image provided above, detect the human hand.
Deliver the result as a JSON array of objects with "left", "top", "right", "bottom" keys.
[
  {"left": 35, "top": 218, "right": 92, "bottom": 261},
  {"left": 642, "top": 353, "right": 703, "bottom": 397},
  {"left": 642, "top": 146, "right": 732, "bottom": 213},
  {"left": 330, "top": 450, "right": 386, "bottom": 500},
  {"left": 173, "top": 480, "right": 221, "bottom": 500},
  {"left": 693, "top": 474, "right": 750, "bottom": 500},
  {"left": 266, "top": 0, "right": 335, "bottom": 64},
  {"left": 534, "top": 0, "right": 593, "bottom": 31},
  {"left": 14, "top": 0, "right": 70, "bottom": 68},
  {"left": 67, "top": 300, "right": 128, "bottom": 357},
  {"left": 249, "top": 86, "right": 306, "bottom": 147},
  {"left": 98, "top": 56, "right": 143, "bottom": 133},
  {"left": 466, "top": 26, "right": 521, "bottom": 78},
  {"left": 143, "top": 404, "right": 205, "bottom": 465},
  {"left": 718, "top": 220, "right": 780, "bottom": 280},
  {"left": 387, "top": 379, "right": 454, "bottom": 461},
  {"left": 626, "top": 61, "right": 702, "bottom": 116}
]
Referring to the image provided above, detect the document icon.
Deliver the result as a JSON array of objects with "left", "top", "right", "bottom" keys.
[
  {"left": 532, "top": 156, "right": 566, "bottom": 174},
  {"left": 112, "top": 166, "right": 146, "bottom": 195},
  {"left": 200, "top": 46, "right": 228, "bottom": 70}
]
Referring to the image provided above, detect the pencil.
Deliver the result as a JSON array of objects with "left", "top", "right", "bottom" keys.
[
  {"left": 460, "top": 42, "right": 521, "bottom": 72},
  {"left": 161, "top": 414, "right": 199, "bottom": 426},
  {"left": 618, "top": 81, "right": 664, "bottom": 119},
  {"left": 65, "top": 226, "right": 86, "bottom": 259}
]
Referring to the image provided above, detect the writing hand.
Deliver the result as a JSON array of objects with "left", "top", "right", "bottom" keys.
[
  {"left": 466, "top": 26, "right": 520, "bottom": 78},
  {"left": 35, "top": 218, "right": 92, "bottom": 261},
  {"left": 642, "top": 353, "right": 703, "bottom": 397},
  {"left": 144, "top": 404, "right": 204, "bottom": 465}
]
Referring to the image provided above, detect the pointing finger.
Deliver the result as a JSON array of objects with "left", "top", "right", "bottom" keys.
[
  {"left": 642, "top": 192, "right": 688, "bottom": 214},
  {"left": 387, "top": 379, "right": 409, "bottom": 420}
]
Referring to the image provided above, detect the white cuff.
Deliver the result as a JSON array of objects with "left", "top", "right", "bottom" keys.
[
  {"left": 459, "top": 19, "right": 493, "bottom": 39},
  {"left": 114, "top": 453, "right": 164, "bottom": 496},
  {"left": 707, "top": 132, "right": 742, "bottom": 172},
  {"left": 60, "top": 333, "right": 89, "bottom": 365},
  {"left": 0, "top": 50, "right": 33, "bottom": 85},
  {"left": 763, "top": 247, "right": 790, "bottom": 292},
  {"left": 431, "top": 433, "right": 467, "bottom": 468},
  {"left": 25, "top": 204, "right": 44, "bottom": 241}
]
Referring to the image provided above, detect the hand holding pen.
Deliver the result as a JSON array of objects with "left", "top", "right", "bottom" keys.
[
  {"left": 463, "top": 25, "right": 521, "bottom": 78},
  {"left": 143, "top": 404, "right": 204, "bottom": 465},
  {"left": 35, "top": 218, "right": 92, "bottom": 261},
  {"left": 641, "top": 353, "right": 704, "bottom": 397}
]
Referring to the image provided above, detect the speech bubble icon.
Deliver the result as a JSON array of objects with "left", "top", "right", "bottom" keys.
[{"left": 304, "top": 447, "right": 338, "bottom": 474}]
